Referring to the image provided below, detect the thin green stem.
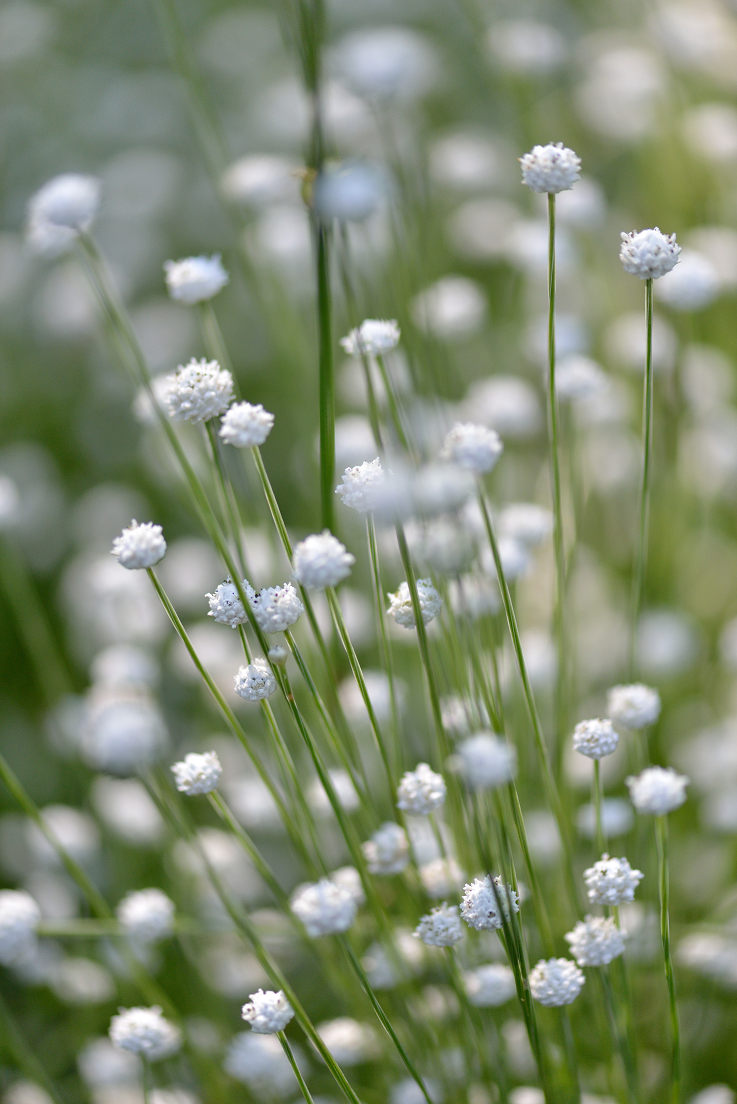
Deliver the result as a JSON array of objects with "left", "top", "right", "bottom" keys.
[
  {"left": 279, "top": 1033, "right": 316, "bottom": 1104},
  {"left": 656, "top": 815, "right": 681, "bottom": 1104},
  {"left": 198, "top": 301, "right": 235, "bottom": 379},
  {"left": 631, "top": 277, "right": 654, "bottom": 676},
  {"left": 593, "top": 759, "right": 606, "bottom": 858},
  {"left": 141, "top": 1058, "right": 152, "bottom": 1104},
  {"left": 316, "top": 219, "right": 335, "bottom": 532},
  {"left": 0, "top": 990, "right": 68, "bottom": 1104}
]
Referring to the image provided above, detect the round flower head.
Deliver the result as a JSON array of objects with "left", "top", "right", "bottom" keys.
[
  {"left": 220, "top": 402, "right": 274, "bottom": 448},
  {"left": 453, "top": 732, "right": 517, "bottom": 789},
  {"left": 583, "top": 853, "right": 644, "bottom": 906},
  {"left": 565, "top": 915, "right": 626, "bottom": 967},
  {"left": 464, "top": 963, "right": 516, "bottom": 1007},
  {"left": 241, "top": 989, "right": 294, "bottom": 1034},
  {"left": 171, "top": 751, "right": 222, "bottom": 796},
  {"left": 108, "top": 1006, "right": 181, "bottom": 1060},
  {"left": 626, "top": 766, "right": 689, "bottom": 815},
  {"left": 28, "top": 173, "right": 101, "bottom": 230},
  {"left": 441, "top": 423, "right": 504, "bottom": 474},
  {"left": 341, "top": 319, "right": 401, "bottom": 357},
  {"left": 292, "top": 531, "right": 355, "bottom": 589},
  {"left": 460, "top": 875, "right": 519, "bottom": 931},
  {"left": 234, "top": 659, "right": 277, "bottom": 702},
  {"left": 250, "top": 584, "right": 304, "bottom": 634},
  {"left": 363, "top": 822, "right": 410, "bottom": 875},
  {"left": 0, "top": 890, "right": 41, "bottom": 966},
  {"left": 520, "top": 142, "right": 581, "bottom": 194},
  {"left": 396, "top": 762, "right": 446, "bottom": 815},
  {"left": 529, "top": 958, "right": 585, "bottom": 1006},
  {"left": 116, "top": 889, "right": 174, "bottom": 944},
  {"left": 290, "top": 877, "right": 358, "bottom": 936},
  {"left": 335, "top": 457, "right": 386, "bottom": 514},
  {"left": 387, "top": 579, "right": 443, "bottom": 628},
  {"left": 164, "top": 254, "right": 229, "bottom": 304},
  {"left": 207, "top": 579, "right": 251, "bottom": 629},
  {"left": 607, "top": 683, "right": 661, "bottom": 730},
  {"left": 164, "top": 358, "right": 234, "bottom": 424},
  {"left": 111, "top": 520, "right": 166, "bottom": 570},
  {"left": 572, "top": 718, "right": 619, "bottom": 760},
  {"left": 619, "top": 228, "right": 680, "bottom": 280},
  {"left": 414, "top": 903, "right": 463, "bottom": 947}
]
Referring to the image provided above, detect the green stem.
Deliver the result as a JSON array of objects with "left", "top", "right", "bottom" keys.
[
  {"left": 141, "top": 1058, "right": 152, "bottom": 1104},
  {"left": 279, "top": 1033, "right": 316, "bottom": 1104},
  {"left": 316, "top": 219, "right": 335, "bottom": 532},
  {"left": 198, "top": 301, "right": 235, "bottom": 379},
  {"left": 656, "top": 815, "right": 681, "bottom": 1104},
  {"left": 631, "top": 277, "right": 654, "bottom": 676},
  {"left": 593, "top": 759, "right": 606, "bottom": 858}
]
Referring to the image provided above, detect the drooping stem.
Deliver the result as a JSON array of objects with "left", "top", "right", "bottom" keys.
[{"left": 631, "top": 277, "right": 654, "bottom": 675}]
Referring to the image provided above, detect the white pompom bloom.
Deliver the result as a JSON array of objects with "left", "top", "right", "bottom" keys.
[
  {"left": 164, "top": 358, "right": 235, "bottom": 424},
  {"left": 0, "top": 890, "right": 41, "bottom": 966},
  {"left": 116, "top": 889, "right": 175, "bottom": 944},
  {"left": 171, "top": 751, "right": 222, "bottom": 796},
  {"left": 464, "top": 963, "right": 517, "bottom": 1007},
  {"left": 363, "top": 822, "right": 410, "bottom": 875},
  {"left": 234, "top": 659, "right": 277, "bottom": 702},
  {"left": 441, "top": 423, "right": 504, "bottom": 474},
  {"left": 583, "top": 854, "right": 644, "bottom": 906},
  {"left": 619, "top": 228, "right": 680, "bottom": 280},
  {"left": 241, "top": 989, "right": 294, "bottom": 1034},
  {"left": 207, "top": 579, "right": 251, "bottom": 629},
  {"left": 292, "top": 531, "right": 355, "bottom": 589},
  {"left": 164, "top": 254, "right": 229, "bottom": 304},
  {"left": 108, "top": 1006, "right": 181, "bottom": 1061},
  {"left": 111, "top": 521, "right": 167, "bottom": 570},
  {"left": 460, "top": 875, "right": 519, "bottom": 931},
  {"left": 341, "top": 319, "right": 401, "bottom": 357},
  {"left": 453, "top": 732, "right": 517, "bottom": 789},
  {"left": 251, "top": 584, "right": 304, "bottom": 634},
  {"left": 572, "top": 718, "right": 619, "bottom": 760},
  {"left": 414, "top": 903, "right": 464, "bottom": 947},
  {"left": 290, "top": 878, "right": 358, "bottom": 937},
  {"left": 607, "top": 683, "right": 661, "bottom": 730},
  {"left": 387, "top": 579, "right": 443, "bottom": 628},
  {"left": 335, "top": 458, "right": 386, "bottom": 513},
  {"left": 396, "top": 762, "right": 446, "bottom": 815},
  {"left": 28, "top": 173, "right": 101, "bottom": 230},
  {"left": 565, "top": 915, "right": 626, "bottom": 967},
  {"left": 220, "top": 402, "right": 274, "bottom": 447},
  {"left": 529, "top": 958, "right": 585, "bottom": 1006},
  {"left": 626, "top": 766, "right": 689, "bottom": 815},
  {"left": 520, "top": 142, "right": 581, "bottom": 194}
]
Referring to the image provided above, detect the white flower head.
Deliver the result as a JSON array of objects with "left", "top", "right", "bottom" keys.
[
  {"left": 565, "top": 915, "right": 626, "bottom": 967},
  {"left": 250, "top": 583, "right": 304, "bottom": 634},
  {"left": 626, "top": 766, "right": 689, "bottom": 815},
  {"left": 583, "top": 853, "right": 644, "bottom": 906},
  {"left": 460, "top": 875, "right": 519, "bottom": 931},
  {"left": 111, "top": 520, "right": 167, "bottom": 570},
  {"left": 241, "top": 989, "right": 294, "bottom": 1034},
  {"left": 108, "top": 1006, "right": 181, "bottom": 1061},
  {"left": 0, "top": 890, "right": 41, "bottom": 966},
  {"left": 234, "top": 659, "right": 277, "bottom": 702},
  {"left": 165, "top": 358, "right": 235, "bottom": 424},
  {"left": 464, "top": 963, "right": 516, "bottom": 1007},
  {"left": 220, "top": 402, "right": 274, "bottom": 447},
  {"left": 414, "top": 903, "right": 464, "bottom": 947},
  {"left": 207, "top": 579, "right": 251, "bottom": 628},
  {"left": 28, "top": 173, "right": 101, "bottom": 230},
  {"left": 292, "top": 531, "right": 355, "bottom": 589},
  {"left": 452, "top": 732, "right": 517, "bottom": 789},
  {"left": 363, "top": 822, "right": 410, "bottom": 875},
  {"left": 396, "top": 762, "right": 446, "bottom": 815},
  {"left": 164, "top": 254, "right": 229, "bottom": 304},
  {"left": 529, "top": 958, "right": 585, "bottom": 1006},
  {"left": 572, "top": 718, "right": 619, "bottom": 760},
  {"left": 290, "top": 878, "right": 358, "bottom": 937},
  {"left": 441, "top": 423, "right": 504, "bottom": 474},
  {"left": 116, "top": 889, "right": 174, "bottom": 944},
  {"left": 520, "top": 142, "right": 581, "bottom": 194},
  {"left": 335, "top": 458, "right": 386, "bottom": 514},
  {"left": 619, "top": 228, "right": 680, "bottom": 280},
  {"left": 607, "top": 683, "right": 661, "bottom": 730},
  {"left": 171, "top": 751, "right": 222, "bottom": 796},
  {"left": 387, "top": 578, "right": 443, "bottom": 628},
  {"left": 341, "top": 319, "right": 401, "bottom": 357}
]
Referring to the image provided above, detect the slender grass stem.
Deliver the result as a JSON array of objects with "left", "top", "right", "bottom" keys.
[
  {"left": 141, "top": 1058, "right": 152, "bottom": 1104},
  {"left": 559, "top": 1007, "right": 581, "bottom": 1104},
  {"left": 656, "top": 815, "right": 682, "bottom": 1104},
  {"left": 279, "top": 1033, "right": 316, "bottom": 1104},
  {"left": 198, "top": 301, "right": 235, "bottom": 379},
  {"left": 593, "top": 759, "right": 606, "bottom": 858},
  {"left": 316, "top": 219, "right": 335, "bottom": 532},
  {"left": 630, "top": 277, "right": 654, "bottom": 676}
]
